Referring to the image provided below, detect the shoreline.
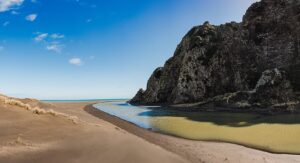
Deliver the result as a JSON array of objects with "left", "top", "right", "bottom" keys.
[
  {"left": 0, "top": 100, "right": 188, "bottom": 163},
  {"left": 84, "top": 104, "right": 205, "bottom": 163},
  {"left": 85, "top": 103, "right": 300, "bottom": 163},
  {"left": 2, "top": 97, "right": 299, "bottom": 163},
  {"left": 130, "top": 102, "right": 300, "bottom": 115}
]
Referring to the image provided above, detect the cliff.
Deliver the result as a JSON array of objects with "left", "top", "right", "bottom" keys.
[{"left": 130, "top": 0, "right": 300, "bottom": 111}]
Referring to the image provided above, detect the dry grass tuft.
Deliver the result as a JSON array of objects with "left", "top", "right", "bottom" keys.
[
  {"left": 7, "top": 136, "right": 32, "bottom": 146},
  {"left": 67, "top": 116, "right": 79, "bottom": 124},
  {"left": 0, "top": 95, "right": 81, "bottom": 124},
  {"left": 47, "top": 109, "right": 58, "bottom": 116}
]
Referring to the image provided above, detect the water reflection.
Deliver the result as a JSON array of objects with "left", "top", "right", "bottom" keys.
[
  {"left": 94, "top": 102, "right": 300, "bottom": 129},
  {"left": 93, "top": 101, "right": 300, "bottom": 154}
]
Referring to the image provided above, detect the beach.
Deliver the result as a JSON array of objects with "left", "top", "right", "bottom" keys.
[
  {"left": 1, "top": 98, "right": 300, "bottom": 163},
  {"left": 0, "top": 99, "right": 187, "bottom": 163},
  {"left": 1, "top": 0, "right": 299, "bottom": 162},
  {"left": 85, "top": 102, "right": 300, "bottom": 163}
]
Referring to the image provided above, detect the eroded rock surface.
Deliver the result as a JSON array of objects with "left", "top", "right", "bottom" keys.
[
  {"left": 210, "top": 69, "right": 298, "bottom": 111},
  {"left": 130, "top": 0, "right": 300, "bottom": 111}
]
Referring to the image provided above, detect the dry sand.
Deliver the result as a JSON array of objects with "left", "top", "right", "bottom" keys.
[
  {"left": 0, "top": 100, "right": 187, "bottom": 163},
  {"left": 1, "top": 98, "right": 300, "bottom": 163}
]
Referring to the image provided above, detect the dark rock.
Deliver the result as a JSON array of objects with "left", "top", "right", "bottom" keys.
[
  {"left": 210, "top": 69, "right": 298, "bottom": 111},
  {"left": 251, "top": 68, "right": 295, "bottom": 106},
  {"left": 130, "top": 0, "right": 300, "bottom": 111},
  {"left": 130, "top": 89, "right": 145, "bottom": 104}
]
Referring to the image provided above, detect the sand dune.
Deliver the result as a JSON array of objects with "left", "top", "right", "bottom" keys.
[{"left": 0, "top": 96, "right": 187, "bottom": 163}]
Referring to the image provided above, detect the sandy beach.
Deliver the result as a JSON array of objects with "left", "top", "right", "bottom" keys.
[
  {"left": 1, "top": 0, "right": 299, "bottom": 162},
  {"left": 1, "top": 98, "right": 300, "bottom": 163},
  {"left": 0, "top": 98, "right": 187, "bottom": 163}
]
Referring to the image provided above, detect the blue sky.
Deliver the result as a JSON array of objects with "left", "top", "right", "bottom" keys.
[{"left": 0, "top": 0, "right": 258, "bottom": 100}]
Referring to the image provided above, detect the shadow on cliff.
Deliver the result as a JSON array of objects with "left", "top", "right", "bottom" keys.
[{"left": 137, "top": 108, "right": 300, "bottom": 127}]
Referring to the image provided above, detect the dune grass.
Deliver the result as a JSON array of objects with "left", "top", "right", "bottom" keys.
[{"left": 0, "top": 95, "right": 79, "bottom": 124}]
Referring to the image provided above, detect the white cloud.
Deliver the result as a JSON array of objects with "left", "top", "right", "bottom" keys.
[
  {"left": 46, "top": 42, "right": 63, "bottom": 53},
  {"left": 34, "top": 33, "right": 48, "bottom": 42},
  {"left": 3, "top": 21, "right": 9, "bottom": 26},
  {"left": 51, "top": 33, "right": 65, "bottom": 39},
  {"left": 0, "top": 0, "right": 24, "bottom": 12},
  {"left": 69, "top": 58, "right": 83, "bottom": 66},
  {"left": 33, "top": 32, "right": 66, "bottom": 53},
  {"left": 25, "top": 13, "right": 37, "bottom": 22}
]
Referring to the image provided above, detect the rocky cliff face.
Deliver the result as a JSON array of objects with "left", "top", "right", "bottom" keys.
[{"left": 130, "top": 0, "right": 300, "bottom": 111}]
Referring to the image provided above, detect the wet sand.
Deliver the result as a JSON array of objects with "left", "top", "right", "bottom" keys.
[
  {"left": 1, "top": 98, "right": 300, "bottom": 163},
  {"left": 84, "top": 103, "right": 300, "bottom": 163}
]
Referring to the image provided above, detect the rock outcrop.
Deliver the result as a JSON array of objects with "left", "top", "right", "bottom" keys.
[
  {"left": 130, "top": 0, "right": 300, "bottom": 111},
  {"left": 211, "top": 68, "right": 298, "bottom": 111}
]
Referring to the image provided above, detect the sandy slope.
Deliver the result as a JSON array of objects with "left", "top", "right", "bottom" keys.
[{"left": 0, "top": 100, "right": 187, "bottom": 163}]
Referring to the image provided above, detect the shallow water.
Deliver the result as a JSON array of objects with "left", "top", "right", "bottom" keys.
[
  {"left": 93, "top": 101, "right": 300, "bottom": 154},
  {"left": 42, "top": 99, "right": 128, "bottom": 103}
]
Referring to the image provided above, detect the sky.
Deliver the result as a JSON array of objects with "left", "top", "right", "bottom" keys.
[{"left": 0, "top": 0, "right": 258, "bottom": 100}]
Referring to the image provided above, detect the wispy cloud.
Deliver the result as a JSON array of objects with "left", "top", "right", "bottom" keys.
[
  {"left": 46, "top": 42, "right": 63, "bottom": 53},
  {"left": 3, "top": 21, "right": 9, "bottom": 27},
  {"left": 34, "top": 33, "right": 48, "bottom": 42},
  {"left": 50, "top": 33, "right": 65, "bottom": 39},
  {"left": 25, "top": 13, "right": 37, "bottom": 22},
  {"left": 34, "top": 32, "right": 65, "bottom": 54},
  {"left": 69, "top": 57, "right": 83, "bottom": 66},
  {"left": 0, "top": 0, "right": 24, "bottom": 12}
]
